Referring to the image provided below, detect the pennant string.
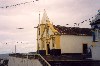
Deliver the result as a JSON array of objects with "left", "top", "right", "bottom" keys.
[{"left": 0, "top": 0, "right": 38, "bottom": 9}]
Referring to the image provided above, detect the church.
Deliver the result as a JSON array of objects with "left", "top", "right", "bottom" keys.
[{"left": 37, "top": 10, "right": 93, "bottom": 58}]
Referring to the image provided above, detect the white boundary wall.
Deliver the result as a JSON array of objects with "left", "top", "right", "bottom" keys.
[{"left": 8, "top": 56, "right": 42, "bottom": 66}]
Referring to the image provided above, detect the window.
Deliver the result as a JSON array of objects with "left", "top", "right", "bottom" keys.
[
  {"left": 83, "top": 44, "right": 88, "bottom": 54},
  {"left": 95, "top": 29, "right": 99, "bottom": 41}
]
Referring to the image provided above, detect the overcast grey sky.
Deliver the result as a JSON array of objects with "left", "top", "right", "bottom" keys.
[{"left": 0, "top": 0, "right": 100, "bottom": 54}]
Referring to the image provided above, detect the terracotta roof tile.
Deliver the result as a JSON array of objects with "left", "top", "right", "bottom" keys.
[{"left": 53, "top": 25, "right": 92, "bottom": 36}]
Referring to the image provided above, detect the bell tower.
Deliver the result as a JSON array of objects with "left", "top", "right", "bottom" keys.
[{"left": 37, "top": 10, "right": 61, "bottom": 55}]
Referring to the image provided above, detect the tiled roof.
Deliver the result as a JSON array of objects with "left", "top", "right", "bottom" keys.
[{"left": 53, "top": 25, "right": 92, "bottom": 36}]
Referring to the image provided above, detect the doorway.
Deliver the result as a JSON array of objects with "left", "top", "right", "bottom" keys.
[
  {"left": 47, "top": 44, "right": 50, "bottom": 54},
  {"left": 83, "top": 44, "right": 88, "bottom": 54}
]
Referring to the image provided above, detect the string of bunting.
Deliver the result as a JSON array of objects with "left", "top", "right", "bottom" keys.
[
  {"left": 74, "top": 16, "right": 94, "bottom": 26},
  {"left": 0, "top": 41, "right": 34, "bottom": 45},
  {"left": 66, "top": 16, "right": 95, "bottom": 27},
  {"left": 73, "top": 9, "right": 100, "bottom": 27},
  {"left": 66, "top": 9, "right": 100, "bottom": 27},
  {"left": 0, "top": 0, "right": 39, "bottom": 8}
]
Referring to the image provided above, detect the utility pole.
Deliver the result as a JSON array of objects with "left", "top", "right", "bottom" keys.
[{"left": 15, "top": 45, "right": 16, "bottom": 53}]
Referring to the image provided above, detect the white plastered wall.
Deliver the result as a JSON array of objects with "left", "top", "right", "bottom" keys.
[{"left": 60, "top": 35, "right": 92, "bottom": 53}]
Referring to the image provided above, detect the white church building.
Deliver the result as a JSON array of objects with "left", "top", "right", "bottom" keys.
[{"left": 37, "top": 10, "right": 93, "bottom": 59}]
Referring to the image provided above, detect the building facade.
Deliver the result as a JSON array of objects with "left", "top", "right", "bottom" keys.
[
  {"left": 90, "top": 11, "right": 100, "bottom": 60},
  {"left": 37, "top": 10, "right": 61, "bottom": 55}
]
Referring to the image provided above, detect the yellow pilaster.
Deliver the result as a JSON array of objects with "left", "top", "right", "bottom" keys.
[{"left": 55, "top": 35, "right": 60, "bottom": 49}]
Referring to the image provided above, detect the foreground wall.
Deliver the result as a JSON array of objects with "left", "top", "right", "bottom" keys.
[
  {"left": 92, "top": 42, "right": 100, "bottom": 60},
  {"left": 8, "top": 56, "right": 42, "bottom": 66}
]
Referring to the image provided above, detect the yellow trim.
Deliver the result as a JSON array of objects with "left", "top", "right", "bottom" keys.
[
  {"left": 55, "top": 35, "right": 60, "bottom": 49},
  {"left": 47, "top": 22, "right": 59, "bottom": 33}
]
